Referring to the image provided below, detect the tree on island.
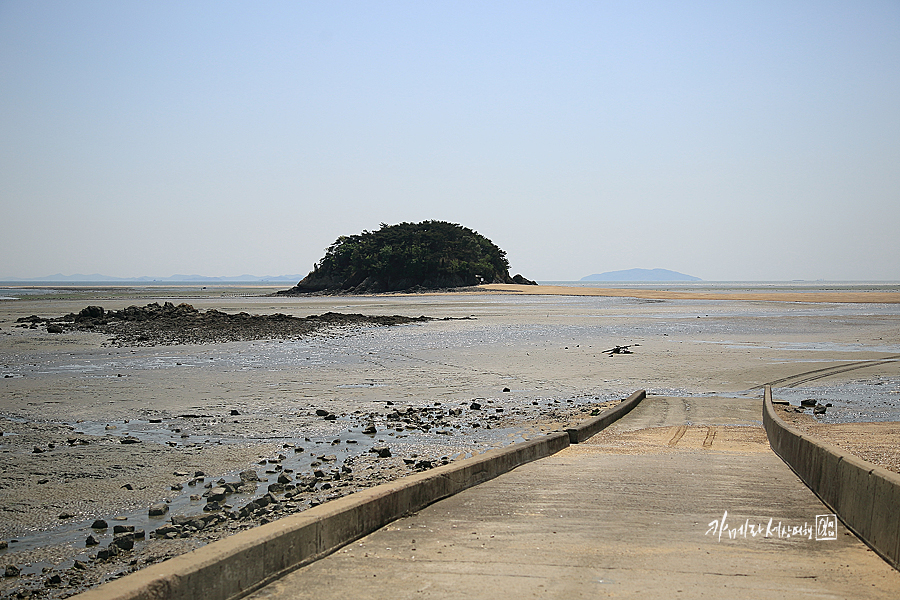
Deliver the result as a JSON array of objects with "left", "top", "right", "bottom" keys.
[{"left": 279, "top": 221, "right": 536, "bottom": 294}]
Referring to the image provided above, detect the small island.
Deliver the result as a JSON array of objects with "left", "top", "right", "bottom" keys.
[{"left": 278, "top": 221, "right": 536, "bottom": 294}]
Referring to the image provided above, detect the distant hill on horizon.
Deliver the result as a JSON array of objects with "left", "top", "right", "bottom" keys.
[
  {"left": 581, "top": 268, "right": 701, "bottom": 282},
  {"left": 1, "top": 273, "right": 305, "bottom": 283}
]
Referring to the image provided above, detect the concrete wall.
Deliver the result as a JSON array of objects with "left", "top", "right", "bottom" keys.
[
  {"left": 566, "top": 389, "right": 646, "bottom": 444},
  {"left": 763, "top": 385, "right": 900, "bottom": 570}
]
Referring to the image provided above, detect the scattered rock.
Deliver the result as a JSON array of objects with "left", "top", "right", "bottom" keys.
[
  {"left": 239, "top": 469, "right": 259, "bottom": 482},
  {"left": 470, "top": 402, "right": 481, "bottom": 410},
  {"left": 230, "top": 409, "right": 241, "bottom": 416},
  {"left": 370, "top": 446, "right": 392, "bottom": 458},
  {"left": 4, "top": 565, "right": 20, "bottom": 578},
  {"left": 45, "top": 573, "right": 63, "bottom": 586},
  {"left": 91, "top": 519, "right": 108, "bottom": 529},
  {"left": 58, "top": 512, "right": 75, "bottom": 519},
  {"left": 112, "top": 534, "right": 134, "bottom": 551},
  {"left": 46, "top": 324, "right": 64, "bottom": 334},
  {"left": 503, "top": 387, "right": 511, "bottom": 392},
  {"left": 362, "top": 423, "right": 377, "bottom": 434},
  {"left": 120, "top": 436, "right": 141, "bottom": 444},
  {"left": 85, "top": 535, "right": 99, "bottom": 546},
  {"left": 148, "top": 503, "right": 169, "bottom": 516}
]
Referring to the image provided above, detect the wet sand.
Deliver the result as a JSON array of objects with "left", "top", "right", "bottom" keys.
[{"left": 0, "top": 285, "right": 898, "bottom": 596}]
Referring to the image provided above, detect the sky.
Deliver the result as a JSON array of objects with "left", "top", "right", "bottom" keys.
[{"left": 2, "top": 1, "right": 899, "bottom": 282}]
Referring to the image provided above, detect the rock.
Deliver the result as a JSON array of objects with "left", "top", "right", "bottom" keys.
[
  {"left": 122, "top": 483, "right": 134, "bottom": 490},
  {"left": 173, "top": 470, "right": 189, "bottom": 476},
  {"left": 4, "top": 565, "right": 20, "bottom": 577},
  {"left": 814, "top": 405, "right": 827, "bottom": 414},
  {"left": 153, "top": 525, "right": 179, "bottom": 537},
  {"left": 800, "top": 399, "right": 817, "bottom": 407},
  {"left": 239, "top": 469, "right": 259, "bottom": 482},
  {"left": 112, "top": 525, "right": 134, "bottom": 534},
  {"left": 148, "top": 503, "right": 169, "bottom": 516},
  {"left": 230, "top": 409, "right": 240, "bottom": 416},
  {"left": 194, "top": 470, "right": 205, "bottom": 477},
  {"left": 112, "top": 533, "right": 134, "bottom": 551},
  {"left": 77, "top": 306, "right": 105, "bottom": 320},
  {"left": 58, "top": 512, "right": 75, "bottom": 519},
  {"left": 362, "top": 423, "right": 377, "bottom": 434},
  {"left": 91, "top": 519, "right": 108, "bottom": 529},
  {"left": 277, "top": 473, "right": 292, "bottom": 484},
  {"left": 370, "top": 446, "right": 392, "bottom": 458},
  {"left": 324, "top": 414, "right": 337, "bottom": 420},
  {"left": 37, "top": 478, "right": 49, "bottom": 484},
  {"left": 45, "top": 573, "right": 63, "bottom": 586},
  {"left": 46, "top": 324, "right": 64, "bottom": 333},
  {"left": 97, "top": 544, "right": 120, "bottom": 560},
  {"left": 85, "top": 534, "right": 99, "bottom": 546},
  {"left": 0, "top": 541, "right": 6, "bottom": 550},
  {"left": 120, "top": 436, "right": 141, "bottom": 444},
  {"left": 470, "top": 402, "right": 481, "bottom": 410},
  {"left": 171, "top": 483, "right": 183, "bottom": 491},
  {"left": 32, "top": 446, "right": 45, "bottom": 454},
  {"left": 72, "top": 560, "right": 87, "bottom": 570},
  {"left": 315, "top": 409, "right": 330, "bottom": 417},
  {"left": 502, "top": 387, "right": 511, "bottom": 392},
  {"left": 207, "top": 487, "right": 227, "bottom": 502}
]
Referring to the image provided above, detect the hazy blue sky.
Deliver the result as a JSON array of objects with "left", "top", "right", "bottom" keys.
[{"left": 2, "top": 1, "right": 899, "bottom": 281}]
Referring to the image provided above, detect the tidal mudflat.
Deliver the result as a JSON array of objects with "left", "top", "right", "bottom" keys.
[{"left": 0, "top": 284, "right": 898, "bottom": 597}]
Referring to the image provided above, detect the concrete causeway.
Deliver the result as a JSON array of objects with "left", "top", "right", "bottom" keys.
[{"left": 246, "top": 396, "right": 900, "bottom": 599}]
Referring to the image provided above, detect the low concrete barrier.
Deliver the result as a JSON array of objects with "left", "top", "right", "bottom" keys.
[
  {"left": 566, "top": 389, "right": 646, "bottom": 443},
  {"left": 763, "top": 385, "right": 900, "bottom": 570},
  {"left": 73, "top": 431, "right": 570, "bottom": 600}
]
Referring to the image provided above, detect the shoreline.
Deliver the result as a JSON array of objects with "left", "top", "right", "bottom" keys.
[{"left": 472, "top": 283, "right": 900, "bottom": 304}]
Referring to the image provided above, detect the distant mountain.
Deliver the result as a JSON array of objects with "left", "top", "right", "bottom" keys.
[
  {"left": 581, "top": 268, "right": 701, "bottom": 282},
  {"left": 2, "top": 274, "right": 305, "bottom": 283}
]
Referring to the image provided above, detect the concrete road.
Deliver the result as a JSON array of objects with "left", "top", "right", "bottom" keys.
[{"left": 247, "top": 396, "right": 900, "bottom": 599}]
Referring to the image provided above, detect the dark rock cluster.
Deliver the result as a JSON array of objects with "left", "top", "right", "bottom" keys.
[{"left": 15, "top": 303, "right": 435, "bottom": 346}]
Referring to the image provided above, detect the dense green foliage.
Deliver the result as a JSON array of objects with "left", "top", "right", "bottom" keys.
[{"left": 285, "top": 221, "right": 526, "bottom": 293}]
